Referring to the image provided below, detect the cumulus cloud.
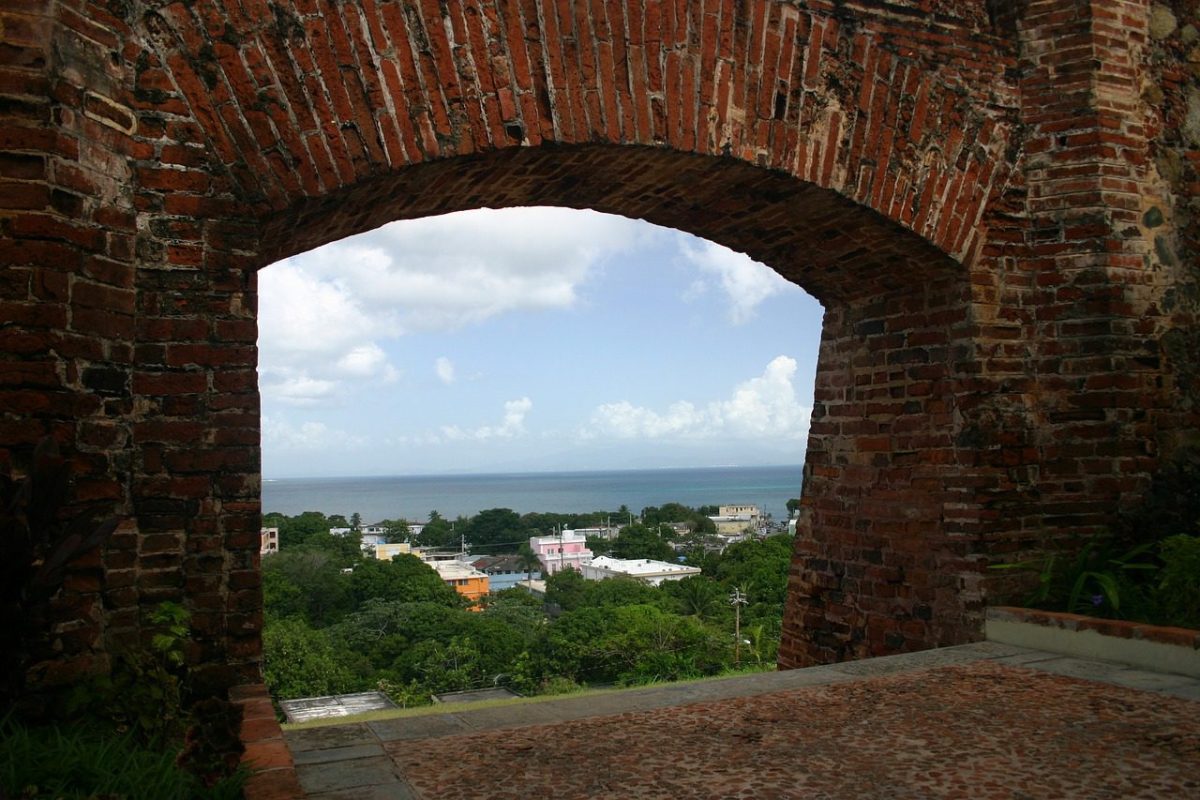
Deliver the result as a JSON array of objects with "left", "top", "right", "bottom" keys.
[
  {"left": 259, "top": 207, "right": 647, "bottom": 406},
  {"left": 435, "top": 357, "right": 456, "bottom": 385},
  {"left": 680, "top": 240, "right": 795, "bottom": 324},
  {"left": 586, "top": 356, "right": 810, "bottom": 441},
  {"left": 442, "top": 397, "right": 533, "bottom": 442},
  {"left": 262, "top": 415, "right": 366, "bottom": 450}
]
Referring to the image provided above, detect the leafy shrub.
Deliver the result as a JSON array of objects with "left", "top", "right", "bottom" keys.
[
  {"left": 0, "top": 713, "right": 244, "bottom": 800},
  {"left": 70, "top": 602, "right": 191, "bottom": 747},
  {"left": 1154, "top": 534, "right": 1200, "bottom": 628},
  {"left": 263, "top": 617, "right": 357, "bottom": 700},
  {"left": 992, "top": 539, "right": 1158, "bottom": 618}
]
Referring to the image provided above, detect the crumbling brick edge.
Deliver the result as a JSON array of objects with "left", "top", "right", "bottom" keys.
[
  {"left": 229, "top": 684, "right": 304, "bottom": 799},
  {"left": 988, "top": 606, "right": 1200, "bottom": 649}
]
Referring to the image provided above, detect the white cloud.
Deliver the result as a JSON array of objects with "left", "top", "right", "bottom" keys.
[
  {"left": 585, "top": 356, "right": 810, "bottom": 441},
  {"left": 435, "top": 356, "right": 456, "bottom": 385},
  {"left": 262, "top": 375, "right": 339, "bottom": 407},
  {"left": 442, "top": 397, "right": 533, "bottom": 441},
  {"left": 262, "top": 415, "right": 366, "bottom": 450},
  {"left": 680, "top": 240, "right": 795, "bottom": 324},
  {"left": 259, "top": 207, "right": 648, "bottom": 407}
]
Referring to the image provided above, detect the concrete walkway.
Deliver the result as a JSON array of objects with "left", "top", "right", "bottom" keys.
[{"left": 282, "top": 642, "right": 1200, "bottom": 799}]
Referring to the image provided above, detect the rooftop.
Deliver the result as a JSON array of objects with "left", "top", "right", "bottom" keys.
[
  {"left": 428, "top": 560, "right": 486, "bottom": 581},
  {"left": 587, "top": 555, "right": 702, "bottom": 576}
]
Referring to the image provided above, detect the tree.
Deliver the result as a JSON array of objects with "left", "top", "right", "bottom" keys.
[
  {"left": 610, "top": 523, "right": 675, "bottom": 562},
  {"left": 516, "top": 542, "right": 542, "bottom": 584},
  {"left": 262, "top": 549, "right": 353, "bottom": 626},
  {"left": 275, "top": 511, "right": 335, "bottom": 549},
  {"left": 263, "top": 618, "right": 358, "bottom": 700},
  {"left": 465, "top": 508, "right": 525, "bottom": 553},
  {"left": 665, "top": 576, "right": 726, "bottom": 620},
  {"left": 585, "top": 535, "right": 612, "bottom": 557},
  {"left": 539, "top": 604, "right": 726, "bottom": 686},
  {"left": 417, "top": 511, "right": 456, "bottom": 548},
  {"left": 299, "top": 530, "right": 363, "bottom": 567},
  {"left": 350, "top": 512, "right": 363, "bottom": 531},
  {"left": 381, "top": 519, "right": 410, "bottom": 544},
  {"left": 786, "top": 498, "right": 802, "bottom": 516},
  {"left": 544, "top": 567, "right": 587, "bottom": 613},
  {"left": 347, "top": 554, "right": 462, "bottom": 609},
  {"left": 578, "top": 576, "right": 664, "bottom": 609}
]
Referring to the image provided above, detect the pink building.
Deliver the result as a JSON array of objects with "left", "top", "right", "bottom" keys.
[{"left": 529, "top": 532, "right": 593, "bottom": 575}]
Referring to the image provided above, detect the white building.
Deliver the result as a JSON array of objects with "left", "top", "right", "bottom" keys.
[
  {"left": 563, "top": 525, "right": 621, "bottom": 540},
  {"left": 260, "top": 527, "right": 279, "bottom": 555},
  {"left": 582, "top": 556, "right": 701, "bottom": 586},
  {"left": 331, "top": 524, "right": 391, "bottom": 552}
]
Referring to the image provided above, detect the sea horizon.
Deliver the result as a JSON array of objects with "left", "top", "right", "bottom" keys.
[{"left": 262, "top": 463, "right": 805, "bottom": 524}]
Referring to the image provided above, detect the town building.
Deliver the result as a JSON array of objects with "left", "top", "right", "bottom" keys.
[
  {"left": 529, "top": 532, "right": 593, "bottom": 575},
  {"left": 581, "top": 556, "right": 702, "bottom": 586},
  {"left": 430, "top": 560, "right": 490, "bottom": 608},
  {"left": 260, "top": 527, "right": 279, "bottom": 555},
  {"left": 374, "top": 542, "right": 413, "bottom": 561},
  {"left": 331, "top": 524, "right": 392, "bottom": 552},
  {"left": 719, "top": 504, "right": 761, "bottom": 519},
  {"left": 471, "top": 555, "right": 541, "bottom": 592},
  {"left": 708, "top": 515, "right": 757, "bottom": 536},
  {"left": 563, "top": 525, "right": 621, "bottom": 541}
]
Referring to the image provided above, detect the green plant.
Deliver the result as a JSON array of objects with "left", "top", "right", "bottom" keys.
[
  {"left": 375, "top": 678, "right": 430, "bottom": 709},
  {"left": 0, "top": 712, "right": 245, "bottom": 800},
  {"left": 69, "top": 601, "right": 192, "bottom": 748},
  {"left": 992, "top": 538, "right": 1158, "bottom": 617},
  {"left": 1154, "top": 534, "right": 1200, "bottom": 628},
  {"left": 0, "top": 438, "right": 118, "bottom": 710}
]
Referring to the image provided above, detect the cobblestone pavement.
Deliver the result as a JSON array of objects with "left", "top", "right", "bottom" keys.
[{"left": 284, "top": 643, "right": 1200, "bottom": 799}]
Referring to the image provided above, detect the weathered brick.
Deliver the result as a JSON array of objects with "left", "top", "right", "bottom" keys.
[{"left": 5, "top": 0, "right": 1197, "bottom": 694}]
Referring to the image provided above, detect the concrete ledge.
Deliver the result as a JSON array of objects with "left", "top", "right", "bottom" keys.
[
  {"left": 986, "top": 606, "right": 1200, "bottom": 678},
  {"left": 230, "top": 683, "right": 305, "bottom": 800}
]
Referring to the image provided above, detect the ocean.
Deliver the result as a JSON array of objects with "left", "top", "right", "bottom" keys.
[{"left": 261, "top": 465, "right": 804, "bottom": 524}]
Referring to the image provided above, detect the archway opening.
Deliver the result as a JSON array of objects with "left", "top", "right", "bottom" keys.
[
  {"left": 254, "top": 204, "right": 823, "bottom": 706},
  {"left": 245, "top": 144, "right": 973, "bottom": 705}
]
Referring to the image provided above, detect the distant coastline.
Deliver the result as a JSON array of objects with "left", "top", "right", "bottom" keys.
[{"left": 261, "top": 464, "right": 804, "bottom": 523}]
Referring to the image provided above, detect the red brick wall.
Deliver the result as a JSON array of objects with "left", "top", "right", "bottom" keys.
[{"left": 0, "top": 0, "right": 1195, "bottom": 687}]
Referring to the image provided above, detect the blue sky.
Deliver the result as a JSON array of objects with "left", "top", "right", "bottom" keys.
[{"left": 258, "top": 207, "right": 826, "bottom": 478}]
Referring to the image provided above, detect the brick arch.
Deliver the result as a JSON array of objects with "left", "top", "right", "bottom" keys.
[
  {"left": 130, "top": 0, "right": 1017, "bottom": 273},
  {"left": 5, "top": 0, "right": 1197, "bottom": 691},
  {"left": 258, "top": 145, "right": 961, "bottom": 302}
]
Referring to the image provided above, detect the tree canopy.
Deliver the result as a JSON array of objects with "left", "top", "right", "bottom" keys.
[{"left": 260, "top": 507, "right": 794, "bottom": 704}]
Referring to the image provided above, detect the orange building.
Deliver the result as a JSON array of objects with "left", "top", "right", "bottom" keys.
[{"left": 430, "top": 560, "right": 490, "bottom": 610}]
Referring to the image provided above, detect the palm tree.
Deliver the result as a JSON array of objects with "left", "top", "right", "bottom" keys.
[
  {"left": 674, "top": 576, "right": 721, "bottom": 619},
  {"left": 517, "top": 543, "right": 542, "bottom": 586}
]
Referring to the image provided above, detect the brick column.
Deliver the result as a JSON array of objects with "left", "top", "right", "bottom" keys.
[{"left": 780, "top": 272, "right": 990, "bottom": 666}]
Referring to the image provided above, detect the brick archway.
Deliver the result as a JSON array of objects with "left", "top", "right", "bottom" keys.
[{"left": 3, "top": 0, "right": 1196, "bottom": 689}]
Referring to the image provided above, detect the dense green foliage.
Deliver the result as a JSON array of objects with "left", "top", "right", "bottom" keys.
[
  {"left": 261, "top": 505, "right": 794, "bottom": 704},
  {"left": 1156, "top": 534, "right": 1200, "bottom": 627},
  {"left": 4, "top": 602, "right": 247, "bottom": 799},
  {"left": 0, "top": 714, "right": 245, "bottom": 800}
]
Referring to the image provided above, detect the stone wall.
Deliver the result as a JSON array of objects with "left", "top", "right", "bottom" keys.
[{"left": 0, "top": 0, "right": 1195, "bottom": 688}]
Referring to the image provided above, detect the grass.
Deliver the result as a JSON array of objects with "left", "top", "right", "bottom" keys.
[
  {"left": 283, "top": 663, "right": 777, "bottom": 730},
  {"left": 0, "top": 714, "right": 245, "bottom": 800}
]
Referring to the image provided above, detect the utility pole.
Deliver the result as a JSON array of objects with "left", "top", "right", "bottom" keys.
[{"left": 730, "top": 587, "right": 748, "bottom": 667}]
